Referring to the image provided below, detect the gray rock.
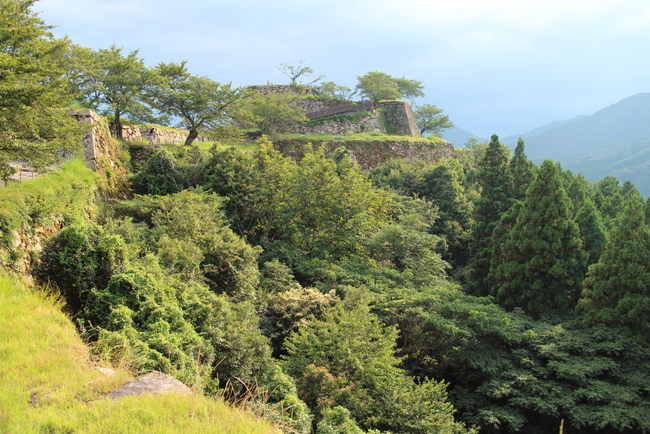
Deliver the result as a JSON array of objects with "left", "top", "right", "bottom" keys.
[{"left": 106, "top": 371, "right": 192, "bottom": 400}]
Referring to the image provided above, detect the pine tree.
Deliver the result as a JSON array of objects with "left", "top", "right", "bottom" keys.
[
  {"left": 468, "top": 134, "right": 514, "bottom": 295},
  {"left": 494, "top": 160, "right": 587, "bottom": 315},
  {"left": 509, "top": 138, "right": 536, "bottom": 201},
  {"left": 579, "top": 196, "right": 650, "bottom": 332}
]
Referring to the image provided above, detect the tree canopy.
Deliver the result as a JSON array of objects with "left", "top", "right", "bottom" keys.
[
  {"left": 0, "top": 0, "right": 85, "bottom": 171},
  {"left": 414, "top": 104, "right": 454, "bottom": 136},
  {"left": 149, "top": 61, "right": 248, "bottom": 146},
  {"left": 67, "top": 44, "right": 155, "bottom": 138},
  {"left": 355, "top": 71, "right": 425, "bottom": 103}
]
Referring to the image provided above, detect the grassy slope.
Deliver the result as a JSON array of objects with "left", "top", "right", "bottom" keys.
[{"left": 0, "top": 273, "right": 279, "bottom": 433}]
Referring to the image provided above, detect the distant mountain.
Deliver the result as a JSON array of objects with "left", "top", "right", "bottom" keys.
[
  {"left": 502, "top": 93, "right": 650, "bottom": 195},
  {"left": 502, "top": 116, "right": 587, "bottom": 145},
  {"left": 442, "top": 126, "right": 484, "bottom": 147}
]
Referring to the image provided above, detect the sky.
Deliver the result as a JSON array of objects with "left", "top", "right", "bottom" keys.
[{"left": 36, "top": 0, "right": 650, "bottom": 138}]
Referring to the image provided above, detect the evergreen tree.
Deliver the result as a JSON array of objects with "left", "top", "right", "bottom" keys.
[
  {"left": 563, "top": 171, "right": 594, "bottom": 216},
  {"left": 494, "top": 160, "right": 587, "bottom": 315},
  {"left": 579, "top": 196, "right": 650, "bottom": 333},
  {"left": 593, "top": 176, "right": 624, "bottom": 230},
  {"left": 486, "top": 201, "right": 522, "bottom": 297},
  {"left": 574, "top": 197, "right": 606, "bottom": 266},
  {"left": 467, "top": 134, "right": 513, "bottom": 295},
  {"left": 509, "top": 138, "right": 536, "bottom": 201}
]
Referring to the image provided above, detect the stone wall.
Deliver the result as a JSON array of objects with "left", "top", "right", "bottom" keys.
[
  {"left": 288, "top": 111, "right": 382, "bottom": 136},
  {"left": 249, "top": 84, "right": 319, "bottom": 96},
  {"left": 274, "top": 137, "right": 454, "bottom": 171},
  {"left": 378, "top": 101, "right": 420, "bottom": 137},
  {"left": 111, "top": 125, "right": 209, "bottom": 145}
]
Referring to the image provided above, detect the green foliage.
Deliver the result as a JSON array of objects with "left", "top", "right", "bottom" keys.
[
  {"left": 34, "top": 224, "right": 127, "bottom": 315},
  {"left": 509, "top": 138, "right": 537, "bottom": 201},
  {"left": 0, "top": 159, "right": 97, "bottom": 255},
  {"left": 375, "top": 284, "right": 650, "bottom": 433},
  {"left": 493, "top": 160, "right": 587, "bottom": 315},
  {"left": 67, "top": 44, "right": 156, "bottom": 136},
  {"left": 130, "top": 150, "right": 185, "bottom": 195},
  {"left": 0, "top": 0, "right": 87, "bottom": 169},
  {"left": 262, "top": 285, "right": 339, "bottom": 356},
  {"left": 574, "top": 197, "right": 606, "bottom": 266},
  {"left": 120, "top": 189, "right": 262, "bottom": 299},
  {"left": 467, "top": 134, "right": 514, "bottom": 295},
  {"left": 316, "top": 406, "right": 364, "bottom": 434},
  {"left": 203, "top": 140, "right": 291, "bottom": 241},
  {"left": 149, "top": 61, "right": 247, "bottom": 145},
  {"left": 579, "top": 196, "right": 650, "bottom": 333},
  {"left": 277, "top": 59, "right": 324, "bottom": 87},
  {"left": 318, "top": 81, "right": 357, "bottom": 101},
  {"left": 242, "top": 92, "right": 308, "bottom": 134},
  {"left": 355, "top": 71, "right": 425, "bottom": 103},
  {"left": 284, "top": 293, "right": 471, "bottom": 433},
  {"left": 414, "top": 103, "right": 454, "bottom": 136}
]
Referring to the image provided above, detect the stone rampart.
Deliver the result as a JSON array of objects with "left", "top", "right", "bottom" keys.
[
  {"left": 250, "top": 84, "right": 319, "bottom": 96},
  {"left": 274, "top": 137, "right": 454, "bottom": 171},
  {"left": 287, "top": 111, "right": 382, "bottom": 136},
  {"left": 378, "top": 101, "right": 420, "bottom": 137},
  {"left": 110, "top": 125, "right": 209, "bottom": 145}
]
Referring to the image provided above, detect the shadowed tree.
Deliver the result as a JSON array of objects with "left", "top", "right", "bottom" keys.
[
  {"left": 467, "top": 134, "right": 513, "bottom": 295},
  {"left": 579, "top": 195, "right": 650, "bottom": 333},
  {"left": 509, "top": 138, "right": 537, "bottom": 201},
  {"left": 494, "top": 159, "right": 587, "bottom": 315}
]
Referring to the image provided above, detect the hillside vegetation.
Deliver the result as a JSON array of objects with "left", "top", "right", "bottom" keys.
[
  {"left": 0, "top": 273, "right": 278, "bottom": 433},
  {"left": 3, "top": 2, "right": 650, "bottom": 433}
]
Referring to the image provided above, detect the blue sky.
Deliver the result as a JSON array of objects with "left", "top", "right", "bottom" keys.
[{"left": 37, "top": 0, "right": 650, "bottom": 138}]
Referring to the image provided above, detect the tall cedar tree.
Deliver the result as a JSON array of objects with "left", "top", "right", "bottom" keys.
[
  {"left": 467, "top": 134, "right": 513, "bottom": 295},
  {"left": 486, "top": 201, "right": 522, "bottom": 297},
  {"left": 509, "top": 138, "right": 536, "bottom": 201},
  {"left": 494, "top": 160, "right": 587, "bottom": 315},
  {"left": 579, "top": 196, "right": 650, "bottom": 332},
  {"left": 574, "top": 197, "right": 606, "bottom": 266}
]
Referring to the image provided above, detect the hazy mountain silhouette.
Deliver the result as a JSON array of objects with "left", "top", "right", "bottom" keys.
[
  {"left": 442, "top": 126, "right": 484, "bottom": 147},
  {"left": 501, "top": 93, "right": 650, "bottom": 195}
]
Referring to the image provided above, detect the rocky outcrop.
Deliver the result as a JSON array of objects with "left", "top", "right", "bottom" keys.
[{"left": 106, "top": 371, "right": 192, "bottom": 400}]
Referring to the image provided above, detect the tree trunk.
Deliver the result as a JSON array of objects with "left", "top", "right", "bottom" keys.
[
  {"left": 114, "top": 111, "right": 123, "bottom": 140},
  {"left": 184, "top": 128, "right": 198, "bottom": 146}
]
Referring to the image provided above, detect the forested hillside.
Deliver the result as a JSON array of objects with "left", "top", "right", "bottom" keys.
[
  {"left": 2, "top": 1, "right": 650, "bottom": 433},
  {"left": 503, "top": 93, "right": 650, "bottom": 195}
]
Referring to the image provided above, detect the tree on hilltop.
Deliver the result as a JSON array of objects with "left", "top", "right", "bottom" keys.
[
  {"left": 149, "top": 61, "right": 248, "bottom": 146},
  {"left": 0, "top": 0, "right": 86, "bottom": 171},
  {"left": 66, "top": 44, "right": 156, "bottom": 139},
  {"left": 414, "top": 104, "right": 454, "bottom": 136},
  {"left": 277, "top": 59, "right": 324, "bottom": 88},
  {"left": 355, "top": 71, "right": 424, "bottom": 103}
]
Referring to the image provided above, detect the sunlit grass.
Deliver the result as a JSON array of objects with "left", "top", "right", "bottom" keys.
[{"left": 0, "top": 273, "right": 279, "bottom": 433}]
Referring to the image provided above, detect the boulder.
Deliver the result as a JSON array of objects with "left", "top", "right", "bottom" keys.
[{"left": 106, "top": 371, "right": 192, "bottom": 400}]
